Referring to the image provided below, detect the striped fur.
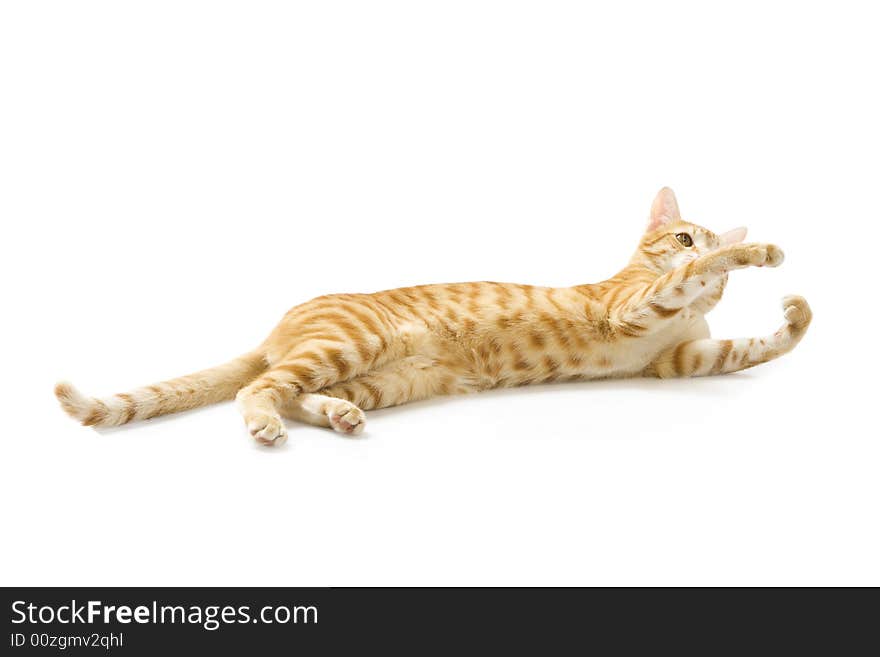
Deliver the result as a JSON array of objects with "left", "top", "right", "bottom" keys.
[
  {"left": 55, "top": 353, "right": 266, "bottom": 427},
  {"left": 55, "top": 188, "right": 812, "bottom": 446}
]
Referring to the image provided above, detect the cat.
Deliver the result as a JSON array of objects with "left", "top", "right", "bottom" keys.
[{"left": 55, "top": 188, "right": 812, "bottom": 446}]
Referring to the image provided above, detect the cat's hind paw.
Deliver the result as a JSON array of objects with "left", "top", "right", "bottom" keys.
[
  {"left": 248, "top": 414, "right": 288, "bottom": 447},
  {"left": 328, "top": 401, "right": 366, "bottom": 436}
]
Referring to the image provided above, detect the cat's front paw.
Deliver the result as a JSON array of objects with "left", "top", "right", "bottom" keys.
[
  {"left": 722, "top": 243, "right": 784, "bottom": 270},
  {"left": 782, "top": 295, "right": 812, "bottom": 334},
  {"left": 248, "top": 414, "right": 288, "bottom": 446},
  {"left": 763, "top": 244, "right": 785, "bottom": 267},
  {"left": 328, "top": 401, "right": 366, "bottom": 436},
  {"left": 747, "top": 243, "right": 784, "bottom": 267}
]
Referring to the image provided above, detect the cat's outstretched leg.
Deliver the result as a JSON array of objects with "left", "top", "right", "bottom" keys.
[
  {"left": 277, "top": 356, "right": 464, "bottom": 437},
  {"left": 615, "top": 242, "right": 784, "bottom": 334},
  {"left": 281, "top": 393, "right": 366, "bottom": 435},
  {"left": 649, "top": 295, "right": 812, "bottom": 378},
  {"left": 319, "top": 355, "right": 468, "bottom": 411}
]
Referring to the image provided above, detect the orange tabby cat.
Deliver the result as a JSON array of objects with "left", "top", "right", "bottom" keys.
[{"left": 56, "top": 188, "right": 812, "bottom": 446}]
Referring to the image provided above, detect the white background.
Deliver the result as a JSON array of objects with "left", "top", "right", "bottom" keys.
[{"left": 1, "top": 1, "right": 878, "bottom": 586}]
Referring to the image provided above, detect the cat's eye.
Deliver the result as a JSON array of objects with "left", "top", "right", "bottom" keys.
[{"left": 675, "top": 232, "right": 694, "bottom": 247}]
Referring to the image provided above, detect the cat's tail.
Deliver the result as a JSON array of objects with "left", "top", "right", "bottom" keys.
[{"left": 54, "top": 351, "right": 267, "bottom": 428}]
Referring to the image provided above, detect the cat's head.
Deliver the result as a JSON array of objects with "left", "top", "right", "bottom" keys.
[{"left": 632, "top": 187, "right": 747, "bottom": 272}]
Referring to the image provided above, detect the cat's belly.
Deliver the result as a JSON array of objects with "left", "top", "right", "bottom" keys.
[
  {"left": 462, "top": 311, "right": 709, "bottom": 388},
  {"left": 576, "top": 312, "right": 710, "bottom": 379}
]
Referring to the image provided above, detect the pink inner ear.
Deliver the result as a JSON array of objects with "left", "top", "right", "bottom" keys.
[
  {"left": 720, "top": 227, "right": 748, "bottom": 245},
  {"left": 646, "top": 215, "right": 671, "bottom": 232},
  {"left": 647, "top": 187, "right": 681, "bottom": 232}
]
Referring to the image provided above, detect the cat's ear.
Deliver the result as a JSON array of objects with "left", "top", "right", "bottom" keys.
[
  {"left": 647, "top": 187, "right": 681, "bottom": 232},
  {"left": 719, "top": 227, "right": 748, "bottom": 246}
]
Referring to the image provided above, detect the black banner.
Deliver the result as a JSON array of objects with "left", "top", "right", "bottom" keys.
[{"left": 2, "top": 587, "right": 874, "bottom": 654}]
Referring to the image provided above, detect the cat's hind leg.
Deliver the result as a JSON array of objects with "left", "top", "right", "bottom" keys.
[
  {"left": 319, "top": 355, "right": 469, "bottom": 412},
  {"left": 236, "top": 344, "right": 373, "bottom": 446},
  {"left": 281, "top": 355, "right": 469, "bottom": 436},
  {"left": 649, "top": 295, "right": 812, "bottom": 378},
  {"left": 280, "top": 393, "right": 366, "bottom": 436},
  {"left": 235, "top": 377, "right": 291, "bottom": 446}
]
